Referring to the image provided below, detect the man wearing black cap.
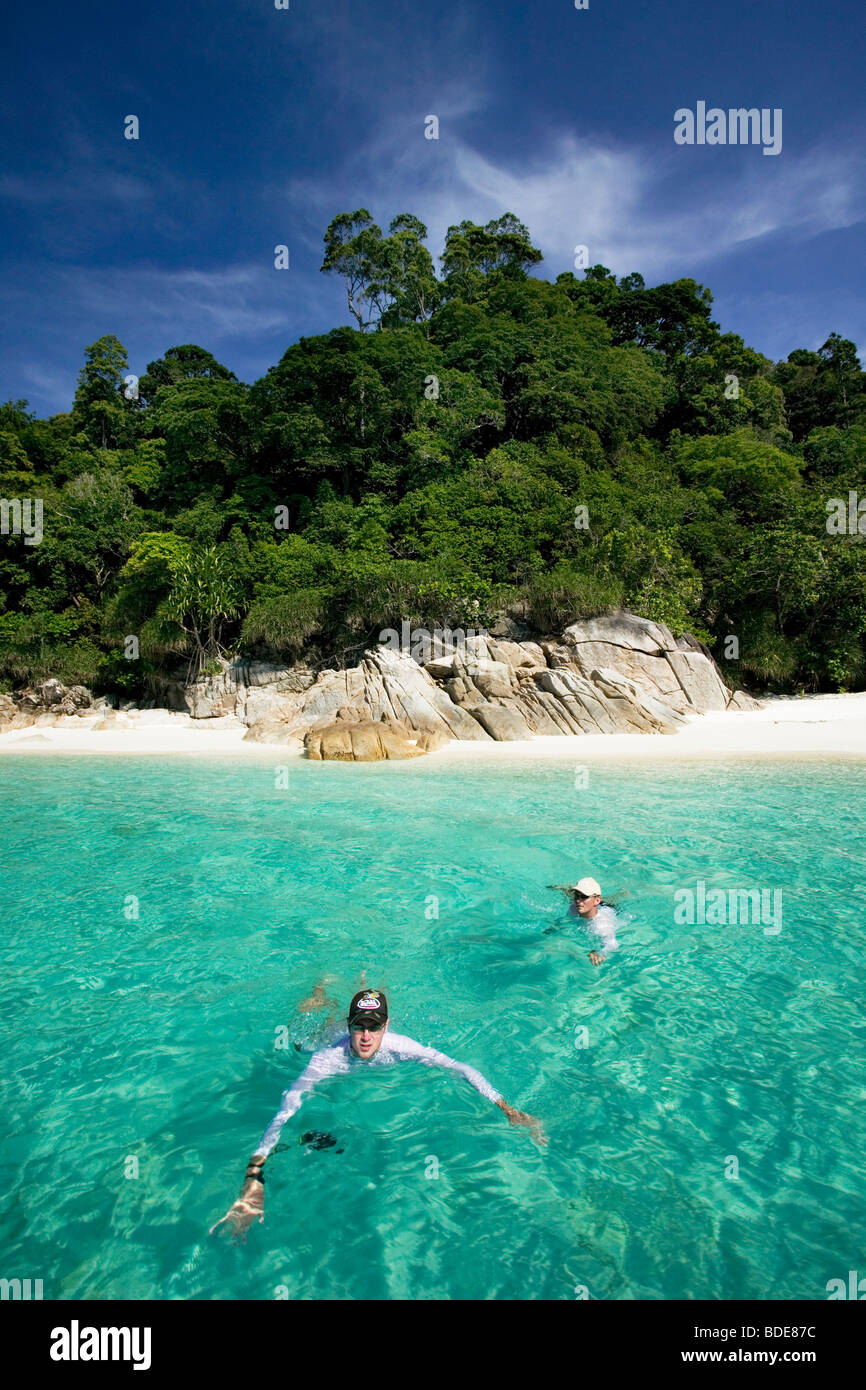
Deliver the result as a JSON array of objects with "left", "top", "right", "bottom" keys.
[{"left": 210, "top": 988, "right": 545, "bottom": 1240}]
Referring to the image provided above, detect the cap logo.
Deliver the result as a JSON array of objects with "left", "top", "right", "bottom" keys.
[{"left": 356, "top": 993, "right": 381, "bottom": 1010}]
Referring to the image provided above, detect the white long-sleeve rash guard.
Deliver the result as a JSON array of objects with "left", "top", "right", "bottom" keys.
[
  {"left": 568, "top": 902, "right": 620, "bottom": 954},
  {"left": 255, "top": 1031, "right": 503, "bottom": 1157},
  {"left": 587, "top": 905, "right": 620, "bottom": 955}
]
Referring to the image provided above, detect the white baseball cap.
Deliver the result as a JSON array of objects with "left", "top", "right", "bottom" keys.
[{"left": 573, "top": 876, "right": 601, "bottom": 896}]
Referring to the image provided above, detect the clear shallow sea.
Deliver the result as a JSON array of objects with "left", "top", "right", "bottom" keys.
[{"left": 1, "top": 753, "right": 864, "bottom": 1302}]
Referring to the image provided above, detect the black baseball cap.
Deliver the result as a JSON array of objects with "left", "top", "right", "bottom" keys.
[{"left": 347, "top": 989, "right": 389, "bottom": 1028}]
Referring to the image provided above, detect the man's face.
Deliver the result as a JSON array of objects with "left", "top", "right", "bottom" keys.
[
  {"left": 575, "top": 891, "right": 601, "bottom": 918},
  {"left": 349, "top": 1017, "right": 389, "bottom": 1059}
]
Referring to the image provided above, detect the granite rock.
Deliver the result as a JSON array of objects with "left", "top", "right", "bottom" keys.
[{"left": 4, "top": 608, "right": 759, "bottom": 753}]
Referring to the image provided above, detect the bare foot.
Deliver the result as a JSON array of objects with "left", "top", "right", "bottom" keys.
[{"left": 298, "top": 981, "right": 338, "bottom": 1013}]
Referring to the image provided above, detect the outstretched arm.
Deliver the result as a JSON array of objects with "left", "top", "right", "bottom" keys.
[
  {"left": 254, "top": 1058, "right": 328, "bottom": 1158},
  {"left": 393, "top": 1034, "right": 547, "bottom": 1146},
  {"left": 209, "top": 1045, "right": 349, "bottom": 1240}
]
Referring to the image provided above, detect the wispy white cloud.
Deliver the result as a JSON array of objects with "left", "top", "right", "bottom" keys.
[
  {"left": 4, "top": 102, "right": 864, "bottom": 415},
  {"left": 73, "top": 264, "right": 295, "bottom": 338},
  {"left": 1, "top": 260, "right": 323, "bottom": 345},
  {"left": 0, "top": 258, "right": 342, "bottom": 411},
  {"left": 285, "top": 117, "right": 866, "bottom": 284},
  {"left": 0, "top": 172, "right": 156, "bottom": 207},
  {"left": 16, "top": 362, "right": 76, "bottom": 402}
]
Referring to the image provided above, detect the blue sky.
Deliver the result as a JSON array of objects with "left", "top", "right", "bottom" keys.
[{"left": 1, "top": 0, "right": 864, "bottom": 417}]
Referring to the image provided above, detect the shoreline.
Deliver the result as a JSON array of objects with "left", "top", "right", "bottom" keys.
[
  {"left": 433, "top": 691, "right": 866, "bottom": 761},
  {"left": 2, "top": 692, "right": 866, "bottom": 760}
]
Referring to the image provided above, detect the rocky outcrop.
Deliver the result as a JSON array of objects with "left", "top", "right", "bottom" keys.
[
  {"left": 304, "top": 711, "right": 448, "bottom": 761},
  {"left": 240, "top": 646, "right": 490, "bottom": 750},
  {"left": 0, "top": 680, "right": 197, "bottom": 733},
  {"left": 550, "top": 612, "right": 734, "bottom": 714},
  {"left": 17, "top": 679, "right": 95, "bottom": 717},
  {"left": 184, "top": 660, "right": 318, "bottom": 721},
  {"left": 0, "top": 610, "right": 760, "bottom": 755},
  {"left": 728, "top": 690, "right": 759, "bottom": 710},
  {"left": 0, "top": 680, "right": 111, "bottom": 732},
  {"left": 230, "top": 609, "right": 758, "bottom": 755}
]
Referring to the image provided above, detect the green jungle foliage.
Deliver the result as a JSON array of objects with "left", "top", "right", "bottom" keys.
[{"left": 1, "top": 212, "right": 864, "bottom": 697}]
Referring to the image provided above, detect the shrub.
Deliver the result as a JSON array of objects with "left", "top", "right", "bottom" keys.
[
  {"left": 241, "top": 588, "right": 328, "bottom": 656},
  {"left": 512, "top": 564, "right": 624, "bottom": 634}
]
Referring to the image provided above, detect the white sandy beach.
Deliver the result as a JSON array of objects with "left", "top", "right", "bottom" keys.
[
  {"left": 0, "top": 711, "right": 265, "bottom": 756},
  {"left": 2, "top": 691, "right": 866, "bottom": 759},
  {"left": 437, "top": 691, "right": 866, "bottom": 761}
]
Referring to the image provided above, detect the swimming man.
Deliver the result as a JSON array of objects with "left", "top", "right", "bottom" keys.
[
  {"left": 210, "top": 988, "right": 546, "bottom": 1240},
  {"left": 548, "top": 875, "right": 620, "bottom": 965}
]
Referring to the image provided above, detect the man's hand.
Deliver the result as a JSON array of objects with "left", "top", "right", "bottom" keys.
[
  {"left": 209, "top": 1177, "right": 265, "bottom": 1243},
  {"left": 496, "top": 1100, "right": 548, "bottom": 1147},
  {"left": 589, "top": 950, "right": 606, "bottom": 966}
]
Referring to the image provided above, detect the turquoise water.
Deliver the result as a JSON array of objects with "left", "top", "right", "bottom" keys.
[{"left": 1, "top": 753, "right": 865, "bottom": 1301}]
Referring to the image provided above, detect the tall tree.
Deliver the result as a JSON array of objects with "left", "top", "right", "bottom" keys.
[
  {"left": 379, "top": 215, "right": 440, "bottom": 328},
  {"left": 320, "top": 210, "right": 389, "bottom": 330},
  {"left": 139, "top": 345, "right": 237, "bottom": 405},
  {"left": 441, "top": 215, "right": 543, "bottom": 301},
  {"left": 71, "top": 335, "right": 139, "bottom": 450},
  {"left": 165, "top": 545, "right": 242, "bottom": 682}
]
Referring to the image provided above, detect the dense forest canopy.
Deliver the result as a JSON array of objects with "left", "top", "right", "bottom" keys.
[{"left": 1, "top": 211, "right": 865, "bottom": 697}]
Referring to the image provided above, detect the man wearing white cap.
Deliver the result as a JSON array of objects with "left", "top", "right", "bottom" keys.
[{"left": 550, "top": 875, "right": 620, "bottom": 965}]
